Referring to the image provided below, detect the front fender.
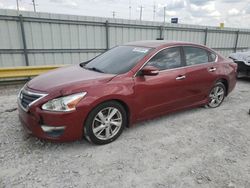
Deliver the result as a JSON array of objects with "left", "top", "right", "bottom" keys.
[{"left": 76, "top": 78, "right": 137, "bottom": 126}]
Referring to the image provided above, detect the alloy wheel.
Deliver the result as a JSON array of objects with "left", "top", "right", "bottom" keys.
[
  {"left": 208, "top": 85, "right": 225, "bottom": 108},
  {"left": 92, "top": 107, "right": 123, "bottom": 140}
]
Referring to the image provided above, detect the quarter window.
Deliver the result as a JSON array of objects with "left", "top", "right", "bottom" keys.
[
  {"left": 184, "top": 47, "right": 209, "bottom": 66},
  {"left": 208, "top": 52, "right": 217, "bottom": 62},
  {"left": 147, "top": 47, "right": 182, "bottom": 70}
]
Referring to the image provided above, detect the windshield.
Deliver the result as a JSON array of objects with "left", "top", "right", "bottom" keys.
[{"left": 84, "top": 45, "right": 152, "bottom": 74}]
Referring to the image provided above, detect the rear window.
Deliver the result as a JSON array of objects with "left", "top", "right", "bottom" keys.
[{"left": 184, "top": 46, "right": 209, "bottom": 66}]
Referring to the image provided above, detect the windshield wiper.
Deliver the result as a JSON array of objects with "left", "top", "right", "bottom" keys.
[
  {"left": 84, "top": 66, "right": 104, "bottom": 73},
  {"left": 79, "top": 60, "right": 91, "bottom": 67}
]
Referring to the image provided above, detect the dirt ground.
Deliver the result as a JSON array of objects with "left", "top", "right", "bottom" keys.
[{"left": 0, "top": 79, "right": 250, "bottom": 188}]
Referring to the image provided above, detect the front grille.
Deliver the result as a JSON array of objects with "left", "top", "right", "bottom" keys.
[{"left": 19, "top": 88, "right": 47, "bottom": 111}]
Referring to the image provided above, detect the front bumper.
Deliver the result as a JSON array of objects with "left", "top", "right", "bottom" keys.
[
  {"left": 18, "top": 103, "right": 87, "bottom": 142},
  {"left": 234, "top": 61, "right": 250, "bottom": 76}
]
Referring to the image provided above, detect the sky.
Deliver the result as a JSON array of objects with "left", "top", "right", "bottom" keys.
[{"left": 0, "top": 0, "right": 250, "bottom": 28}]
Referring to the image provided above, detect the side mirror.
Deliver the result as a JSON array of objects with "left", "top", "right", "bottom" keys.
[{"left": 140, "top": 66, "right": 159, "bottom": 76}]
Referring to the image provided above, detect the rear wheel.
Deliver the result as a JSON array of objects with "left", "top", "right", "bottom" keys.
[
  {"left": 206, "top": 82, "right": 226, "bottom": 108},
  {"left": 84, "top": 101, "right": 127, "bottom": 145}
]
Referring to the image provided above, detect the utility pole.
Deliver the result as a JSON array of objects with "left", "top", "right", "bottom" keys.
[
  {"left": 153, "top": 3, "right": 156, "bottom": 21},
  {"left": 16, "top": 0, "right": 19, "bottom": 12},
  {"left": 139, "top": 6, "right": 143, "bottom": 21},
  {"left": 112, "top": 11, "right": 116, "bottom": 19},
  {"left": 32, "top": 0, "right": 36, "bottom": 12},
  {"left": 163, "top": 6, "right": 166, "bottom": 24},
  {"left": 129, "top": 1, "right": 132, "bottom": 19}
]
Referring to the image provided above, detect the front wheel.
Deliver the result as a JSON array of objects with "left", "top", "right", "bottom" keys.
[
  {"left": 206, "top": 82, "right": 226, "bottom": 108},
  {"left": 83, "top": 101, "right": 127, "bottom": 145}
]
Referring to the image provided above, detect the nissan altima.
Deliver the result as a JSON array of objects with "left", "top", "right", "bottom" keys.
[{"left": 18, "top": 40, "right": 237, "bottom": 144}]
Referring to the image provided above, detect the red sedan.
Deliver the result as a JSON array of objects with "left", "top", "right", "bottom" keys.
[{"left": 18, "top": 41, "right": 237, "bottom": 144}]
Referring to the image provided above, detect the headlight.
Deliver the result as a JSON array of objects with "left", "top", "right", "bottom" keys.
[
  {"left": 244, "top": 56, "right": 250, "bottom": 65},
  {"left": 42, "top": 92, "right": 87, "bottom": 112}
]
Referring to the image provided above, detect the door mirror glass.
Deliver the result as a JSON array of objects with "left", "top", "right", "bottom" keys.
[{"left": 140, "top": 66, "right": 159, "bottom": 76}]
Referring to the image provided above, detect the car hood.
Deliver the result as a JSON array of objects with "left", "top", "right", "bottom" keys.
[
  {"left": 229, "top": 51, "right": 250, "bottom": 66},
  {"left": 27, "top": 64, "right": 116, "bottom": 93}
]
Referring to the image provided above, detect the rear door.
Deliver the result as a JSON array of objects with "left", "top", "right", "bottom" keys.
[
  {"left": 182, "top": 46, "right": 218, "bottom": 104},
  {"left": 133, "top": 47, "right": 189, "bottom": 120}
]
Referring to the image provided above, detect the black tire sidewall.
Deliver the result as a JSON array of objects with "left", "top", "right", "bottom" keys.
[{"left": 84, "top": 101, "right": 127, "bottom": 145}]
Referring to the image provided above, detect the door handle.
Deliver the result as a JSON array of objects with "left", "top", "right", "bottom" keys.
[
  {"left": 208, "top": 67, "right": 216, "bottom": 72},
  {"left": 176, "top": 75, "right": 186, "bottom": 80}
]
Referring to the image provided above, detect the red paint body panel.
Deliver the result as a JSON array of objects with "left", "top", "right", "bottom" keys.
[
  {"left": 18, "top": 41, "right": 237, "bottom": 142},
  {"left": 134, "top": 68, "right": 189, "bottom": 120},
  {"left": 27, "top": 65, "right": 116, "bottom": 93}
]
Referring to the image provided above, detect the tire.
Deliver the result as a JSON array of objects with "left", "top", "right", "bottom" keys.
[
  {"left": 83, "top": 101, "right": 127, "bottom": 145},
  {"left": 205, "top": 82, "right": 226, "bottom": 108}
]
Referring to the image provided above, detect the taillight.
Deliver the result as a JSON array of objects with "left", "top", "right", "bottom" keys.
[
  {"left": 232, "top": 62, "right": 238, "bottom": 72},
  {"left": 234, "top": 64, "right": 238, "bottom": 72},
  {"left": 228, "top": 59, "right": 238, "bottom": 72}
]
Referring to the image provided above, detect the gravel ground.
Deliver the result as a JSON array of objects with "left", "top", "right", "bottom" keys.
[{"left": 0, "top": 79, "right": 250, "bottom": 188}]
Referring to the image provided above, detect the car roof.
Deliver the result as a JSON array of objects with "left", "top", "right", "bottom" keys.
[{"left": 125, "top": 40, "right": 204, "bottom": 48}]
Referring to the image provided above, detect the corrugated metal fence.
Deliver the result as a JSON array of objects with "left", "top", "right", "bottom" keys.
[{"left": 1, "top": 9, "right": 250, "bottom": 68}]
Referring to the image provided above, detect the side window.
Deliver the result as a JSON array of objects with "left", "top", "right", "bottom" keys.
[
  {"left": 147, "top": 47, "right": 182, "bottom": 71},
  {"left": 208, "top": 52, "right": 217, "bottom": 62},
  {"left": 184, "top": 46, "right": 209, "bottom": 66}
]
